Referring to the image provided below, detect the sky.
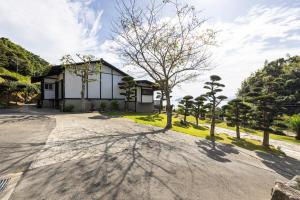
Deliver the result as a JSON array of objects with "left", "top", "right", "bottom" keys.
[{"left": 0, "top": 0, "right": 299, "bottom": 103}]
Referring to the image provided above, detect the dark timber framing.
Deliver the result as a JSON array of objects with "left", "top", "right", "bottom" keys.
[{"left": 111, "top": 69, "right": 113, "bottom": 99}]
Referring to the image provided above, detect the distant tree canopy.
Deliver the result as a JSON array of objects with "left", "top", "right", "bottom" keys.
[
  {"left": 238, "top": 56, "right": 300, "bottom": 115},
  {"left": 0, "top": 37, "right": 49, "bottom": 76}
]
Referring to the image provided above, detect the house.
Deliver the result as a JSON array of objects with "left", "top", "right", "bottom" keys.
[{"left": 31, "top": 59, "right": 155, "bottom": 112}]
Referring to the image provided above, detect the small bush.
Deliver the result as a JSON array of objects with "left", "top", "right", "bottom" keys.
[
  {"left": 289, "top": 115, "right": 300, "bottom": 140},
  {"left": 99, "top": 102, "right": 106, "bottom": 111},
  {"left": 90, "top": 103, "right": 95, "bottom": 112},
  {"left": 63, "top": 105, "right": 74, "bottom": 112},
  {"left": 110, "top": 100, "right": 119, "bottom": 111}
]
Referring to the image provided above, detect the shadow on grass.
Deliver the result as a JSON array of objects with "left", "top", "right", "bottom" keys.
[
  {"left": 136, "top": 114, "right": 163, "bottom": 122},
  {"left": 173, "top": 121, "right": 208, "bottom": 131}
]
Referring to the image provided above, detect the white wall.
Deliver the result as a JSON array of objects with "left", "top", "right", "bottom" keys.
[
  {"left": 101, "top": 73, "right": 112, "bottom": 98},
  {"left": 141, "top": 95, "right": 153, "bottom": 103},
  {"left": 63, "top": 64, "right": 127, "bottom": 100},
  {"left": 136, "top": 87, "right": 141, "bottom": 102},
  {"left": 136, "top": 87, "right": 153, "bottom": 103},
  {"left": 44, "top": 78, "right": 56, "bottom": 99},
  {"left": 113, "top": 75, "right": 124, "bottom": 99},
  {"left": 64, "top": 71, "right": 86, "bottom": 98},
  {"left": 88, "top": 73, "right": 100, "bottom": 98}
]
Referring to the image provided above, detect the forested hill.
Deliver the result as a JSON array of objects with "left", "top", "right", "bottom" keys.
[
  {"left": 0, "top": 37, "right": 49, "bottom": 76},
  {"left": 238, "top": 55, "right": 300, "bottom": 114}
]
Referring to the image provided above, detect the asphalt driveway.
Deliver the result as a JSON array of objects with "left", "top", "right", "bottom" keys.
[{"left": 1, "top": 108, "right": 300, "bottom": 200}]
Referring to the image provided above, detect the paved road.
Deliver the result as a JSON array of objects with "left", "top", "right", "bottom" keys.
[{"left": 1, "top": 108, "right": 300, "bottom": 200}]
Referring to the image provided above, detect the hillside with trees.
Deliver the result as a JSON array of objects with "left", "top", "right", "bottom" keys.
[
  {"left": 0, "top": 37, "right": 50, "bottom": 106},
  {"left": 238, "top": 56, "right": 300, "bottom": 115},
  {"left": 0, "top": 37, "right": 49, "bottom": 76}
]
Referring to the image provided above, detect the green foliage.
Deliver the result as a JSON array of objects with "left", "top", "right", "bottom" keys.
[
  {"left": 178, "top": 95, "right": 194, "bottom": 125},
  {"left": 238, "top": 56, "right": 300, "bottom": 115},
  {"left": 110, "top": 100, "right": 119, "bottom": 111},
  {"left": 204, "top": 75, "right": 227, "bottom": 138},
  {"left": 0, "top": 37, "right": 49, "bottom": 76},
  {"left": 99, "top": 102, "right": 107, "bottom": 111},
  {"left": 289, "top": 115, "right": 300, "bottom": 140},
  {"left": 224, "top": 98, "right": 251, "bottom": 139},
  {"left": 63, "top": 105, "right": 74, "bottom": 112},
  {"left": 118, "top": 76, "right": 136, "bottom": 111},
  {"left": 191, "top": 95, "right": 206, "bottom": 126}
]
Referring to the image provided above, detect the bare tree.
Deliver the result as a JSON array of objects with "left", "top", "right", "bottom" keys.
[
  {"left": 113, "top": 0, "right": 216, "bottom": 129},
  {"left": 61, "top": 54, "right": 101, "bottom": 112}
]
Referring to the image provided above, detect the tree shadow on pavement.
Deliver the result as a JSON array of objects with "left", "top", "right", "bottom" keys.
[
  {"left": 255, "top": 151, "right": 300, "bottom": 179},
  {"left": 11, "top": 127, "right": 203, "bottom": 200},
  {"left": 195, "top": 139, "right": 239, "bottom": 163}
]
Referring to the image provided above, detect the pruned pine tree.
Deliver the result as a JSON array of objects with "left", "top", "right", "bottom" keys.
[
  {"left": 118, "top": 76, "right": 136, "bottom": 112},
  {"left": 246, "top": 85, "right": 282, "bottom": 147},
  {"left": 61, "top": 54, "right": 101, "bottom": 112},
  {"left": 192, "top": 95, "right": 206, "bottom": 126},
  {"left": 224, "top": 99, "right": 251, "bottom": 139},
  {"left": 204, "top": 75, "right": 227, "bottom": 143},
  {"left": 178, "top": 95, "right": 194, "bottom": 125},
  {"left": 113, "top": 0, "right": 216, "bottom": 129}
]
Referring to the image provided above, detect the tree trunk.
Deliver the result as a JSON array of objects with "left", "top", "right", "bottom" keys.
[
  {"left": 263, "top": 130, "right": 269, "bottom": 147},
  {"left": 165, "top": 91, "right": 172, "bottom": 129},
  {"left": 210, "top": 99, "right": 216, "bottom": 148},
  {"left": 236, "top": 124, "right": 240, "bottom": 139},
  {"left": 195, "top": 116, "right": 199, "bottom": 126},
  {"left": 81, "top": 77, "right": 86, "bottom": 112},
  {"left": 184, "top": 111, "right": 187, "bottom": 124},
  {"left": 159, "top": 95, "right": 163, "bottom": 114},
  {"left": 296, "top": 132, "right": 300, "bottom": 140}
]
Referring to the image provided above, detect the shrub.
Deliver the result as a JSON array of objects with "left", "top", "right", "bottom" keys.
[
  {"left": 289, "top": 115, "right": 300, "bottom": 140},
  {"left": 90, "top": 103, "right": 95, "bottom": 112},
  {"left": 99, "top": 102, "right": 106, "bottom": 111},
  {"left": 63, "top": 104, "right": 74, "bottom": 112},
  {"left": 110, "top": 100, "right": 119, "bottom": 111}
]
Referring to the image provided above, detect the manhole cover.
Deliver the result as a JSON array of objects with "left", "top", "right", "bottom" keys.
[{"left": 0, "top": 178, "right": 10, "bottom": 192}]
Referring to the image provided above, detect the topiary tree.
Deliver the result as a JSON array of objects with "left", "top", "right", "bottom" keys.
[
  {"left": 204, "top": 75, "right": 227, "bottom": 143},
  {"left": 245, "top": 80, "right": 283, "bottom": 147},
  {"left": 224, "top": 98, "right": 251, "bottom": 139},
  {"left": 118, "top": 76, "right": 136, "bottom": 112},
  {"left": 191, "top": 95, "right": 206, "bottom": 126},
  {"left": 290, "top": 115, "right": 300, "bottom": 140},
  {"left": 178, "top": 95, "right": 194, "bottom": 125}
]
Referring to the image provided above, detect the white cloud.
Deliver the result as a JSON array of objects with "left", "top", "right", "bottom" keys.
[
  {"left": 172, "top": 5, "right": 300, "bottom": 103},
  {"left": 0, "top": 0, "right": 103, "bottom": 63}
]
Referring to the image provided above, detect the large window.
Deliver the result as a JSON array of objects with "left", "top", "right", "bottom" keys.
[
  {"left": 44, "top": 83, "right": 53, "bottom": 90},
  {"left": 142, "top": 88, "right": 153, "bottom": 95}
]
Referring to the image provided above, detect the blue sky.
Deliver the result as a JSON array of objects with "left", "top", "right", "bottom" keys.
[{"left": 0, "top": 0, "right": 299, "bottom": 102}]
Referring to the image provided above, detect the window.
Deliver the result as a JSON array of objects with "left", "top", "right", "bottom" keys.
[
  {"left": 45, "top": 83, "right": 53, "bottom": 90},
  {"left": 142, "top": 88, "right": 153, "bottom": 95}
]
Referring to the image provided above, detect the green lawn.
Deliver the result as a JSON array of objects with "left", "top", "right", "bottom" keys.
[
  {"left": 185, "top": 115, "right": 300, "bottom": 145},
  {"left": 103, "top": 112, "right": 283, "bottom": 155}
]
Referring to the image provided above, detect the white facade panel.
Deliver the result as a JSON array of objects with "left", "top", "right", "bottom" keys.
[
  {"left": 44, "top": 78, "right": 56, "bottom": 99},
  {"left": 136, "top": 87, "right": 141, "bottom": 102},
  {"left": 101, "top": 73, "right": 112, "bottom": 98},
  {"left": 142, "top": 95, "right": 153, "bottom": 103},
  {"left": 113, "top": 75, "right": 124, "bottom": 99},
  {"left": 101, "top": 65, "right": 112, "bottom": 73},
  {"left": 88, "top": 73, "right": 100, "bottom": 98},
  {"left": 64, "top": 71, "right": 86, "bottom": 98}
]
